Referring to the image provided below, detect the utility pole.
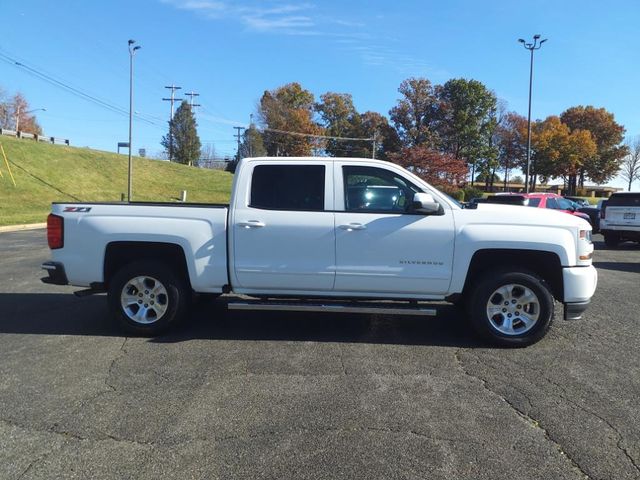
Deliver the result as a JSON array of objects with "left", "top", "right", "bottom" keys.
[
  {"left": 234, "top": 126, "right": 245, "bottom": 161},
  {"left": 127, "top": 39, "right": 141, "bottom": 202},
  {"left": 185, "top": 91, "right": 201, "bottom": 112},
  {"left": 163, "top": 85, "right": 182, "bottom": 162},
  {"left": 248, "top": 114, "right": 254, "bottom": 157},
  {"left": 372, "top": 132, "right": 377, "bottom": 159}
]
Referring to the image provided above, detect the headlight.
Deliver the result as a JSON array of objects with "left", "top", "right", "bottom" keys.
[{"left": 579, "top": 229, "right": 592, "bottom": 243}]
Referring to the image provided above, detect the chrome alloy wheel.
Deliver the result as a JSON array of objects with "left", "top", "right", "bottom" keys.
[
  {"left": 486, "top": 283, "right": 540, "bottom": 336},
  {"left": 120, "top": 276, "right": 169, "bottom": 324}
]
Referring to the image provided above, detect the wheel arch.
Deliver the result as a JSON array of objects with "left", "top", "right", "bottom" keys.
[
  {"left": 461, "top": 249, "right": 563, "bottom": 301},
  {"left": 104, "top": 241, "right": 192, "bottom": 290}
]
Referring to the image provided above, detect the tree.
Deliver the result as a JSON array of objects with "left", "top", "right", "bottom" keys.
[
  {"left": 560, "top": 106, "right": 628, "bottom": 186},
  {"left": 199, "top": 143, "right": 217, "bottom": 168},
  {"left": 239, "top": 124, "right": 267, "bottom": 158},
  {"left": 435, "top": 78, "right": 498, "bottom": 184},
  {"left": 258, "top": 82, "right": 322, "bottom": 156},
  {"left": 161, "top": 101, "right": 201, "bottom": 166},
  {"left": 475, "top": 172, "right": 501, "bottom": 183},
  {"left": 360, "top": 111, "right": 401, "bottom": 160},
  {"left": 389, "top": 146, "right": 467, "bottom": 188},
  {"left": 389, "top": 78, "right": 440, "bottom": 148},
  {"left": 495, "top": 112, "right": 528, "bottom": 190},
  {"left": 621, "top": 137, "right": 640, "bottom": 191},
  {"left": 0, "top": 92, "right": 43, "bottom": 134},
  {"left": 532, "top": 116, "right": 597, "bottom": 194},
  {"left": 316, "top": 92, "right": 365, "bottom": 157},
  {"left": 0, "top": 87, "right": 10, "bottom": 129}
]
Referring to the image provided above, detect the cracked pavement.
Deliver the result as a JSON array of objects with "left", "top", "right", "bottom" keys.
[{"left": 0, "top": 229, "right": 639, "bottom": 479}]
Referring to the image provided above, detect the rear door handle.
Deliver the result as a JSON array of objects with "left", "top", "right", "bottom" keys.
[
  {"left": 339, "top": 223, "right": 366, "bottom": 231},
  {"left": 238, "top": 220, "right": 266, "bottom": 228}
]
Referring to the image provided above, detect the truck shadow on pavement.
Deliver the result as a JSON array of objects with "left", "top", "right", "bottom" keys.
[
  {"left": 0, "top": 293, "right": 481, "bottom": 348},
  {"left": 593, "top": 261, "right": 640, "bottom": 273}
]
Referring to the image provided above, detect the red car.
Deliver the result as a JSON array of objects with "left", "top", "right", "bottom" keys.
[{"left": 493, "top": 193, "right": 592, "bottom": 225}]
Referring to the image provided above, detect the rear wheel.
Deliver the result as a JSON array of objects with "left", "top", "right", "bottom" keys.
[
  {"left": 469, "top": 270, "right": 554, "bottom": 347},
  {"left": 108, "top": 260, "right": 190, "bottom": 336},
  {"left": 604, "top": 232, "right": 620, "bottom": 248}
]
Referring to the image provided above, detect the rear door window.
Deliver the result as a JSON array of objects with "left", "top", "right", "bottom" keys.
[{"left": 250, "top": 165, "right": 325, "bottom": 211}]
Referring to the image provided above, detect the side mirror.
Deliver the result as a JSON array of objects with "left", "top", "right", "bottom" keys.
[{"left": 413, "top": 192, "right": 440, "bottom": 214}]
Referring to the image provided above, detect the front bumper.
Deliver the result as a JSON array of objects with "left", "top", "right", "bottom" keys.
[
  {"left": 563, "top": 265, "right": 598, "bottom": 303},
  {"left": 564, "top": 300, "right": 590, "bottom": 320},
  {"left": 41, "top": 261, "right": 69, "bottom": 285},
  {"left": 562, "top": 265, "right": 597, "bottom": 320}
]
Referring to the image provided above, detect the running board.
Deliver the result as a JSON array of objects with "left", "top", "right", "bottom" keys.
[{"left": 227, "top": 300, "right": 437, "bottom": 316}]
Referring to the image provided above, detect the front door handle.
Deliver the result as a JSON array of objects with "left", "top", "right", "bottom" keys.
[
  {"left": 238, "top": 220, "right": 266, "bottom": 228},
  {"left": 339, "top": 223, "right": 366, "bottom": 231}
]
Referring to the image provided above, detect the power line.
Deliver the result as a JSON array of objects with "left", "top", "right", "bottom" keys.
[
  {"left": 0, "top": 49, "right": 163, "bottom": 129},
  {"left": 261, "top": 127, "right": 373, "bottom": 142}
]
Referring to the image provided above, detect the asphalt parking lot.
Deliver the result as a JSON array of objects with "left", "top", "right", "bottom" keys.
[{"left": 1, "top": 229, "right": 639, "bottom": 479}]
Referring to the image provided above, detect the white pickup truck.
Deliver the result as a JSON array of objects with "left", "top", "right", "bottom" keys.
[{"left": 42, "top": 157, "right": 597, "bottom": 346}]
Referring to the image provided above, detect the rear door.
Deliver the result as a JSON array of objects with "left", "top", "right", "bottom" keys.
[{"left": 231, "top": 162, "right": 336, "bottom": 292}]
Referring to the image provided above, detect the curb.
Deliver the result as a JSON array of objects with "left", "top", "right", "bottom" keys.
[{"left": 0, "top": 223, "right": 46, "bottom": 233}]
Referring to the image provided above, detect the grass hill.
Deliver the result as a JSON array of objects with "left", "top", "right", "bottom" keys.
[{"left": 0, "top": 136, "right": 233, "bottom": 226}]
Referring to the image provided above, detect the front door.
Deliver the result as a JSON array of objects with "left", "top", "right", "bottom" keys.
[{"left": 334, "top": 164, "right": 454, "bottom": 296}]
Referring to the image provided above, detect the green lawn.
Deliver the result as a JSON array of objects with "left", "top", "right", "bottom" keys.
[{"left": 0, "top": 136, "right": 233, "bottom": 226}]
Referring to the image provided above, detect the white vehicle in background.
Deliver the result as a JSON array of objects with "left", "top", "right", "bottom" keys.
[
  {"left": 600, "top": 192, "right": 640, "bottom": 247},
  {"left": 42, "top": 157, "right": 597, "bottom": 346}
]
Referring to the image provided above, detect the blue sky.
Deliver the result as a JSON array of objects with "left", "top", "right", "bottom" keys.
[{"left": 1, "top": 0, "right": 638, "bottom": 187}]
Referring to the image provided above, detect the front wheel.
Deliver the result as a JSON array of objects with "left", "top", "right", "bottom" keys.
[
  {"left": 108, "top": 260, "right": 190, "bottom": 336},
  {"left": 469, "top": 270, "right": 554, "bottom": 347}
]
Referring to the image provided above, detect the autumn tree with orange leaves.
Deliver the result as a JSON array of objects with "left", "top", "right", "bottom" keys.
[
  {"left": 258, "top": 83, "right": 323, "bottom": 156},
  {"left": 532, "top": 116, "right": 597, "bottom": 195}
]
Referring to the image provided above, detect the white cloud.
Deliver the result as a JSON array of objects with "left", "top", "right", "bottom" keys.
[
  {"left": 243, "top": 14, "right": 315, "bottom": 32},
  {"left": 162, "top": 0, "right": 442, "bottom": 75}
]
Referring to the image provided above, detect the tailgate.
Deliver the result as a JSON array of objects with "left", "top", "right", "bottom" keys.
[{"left": 606, "top": 206, "right": 640, "bottom": 226}]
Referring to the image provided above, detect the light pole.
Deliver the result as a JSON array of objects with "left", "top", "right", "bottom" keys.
[
  {"left": 15, "top": 107, "right": 46, "bottom": 132},
  {"left": 127, "top": 39, "right": 141, "bottom": 202},
  {"left": 518, "top": 34, "right": 547, "bottom": 193}
]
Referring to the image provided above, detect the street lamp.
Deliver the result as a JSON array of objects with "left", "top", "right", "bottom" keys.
[
  {"left": 15, "top": 107, "right": 46, "bottom": 131},
  {"left": 518, "top": 34, "right": 547, "bottom": 193},
  {"left": 127, "top": 39, "right": 141, "bottom": 202}
]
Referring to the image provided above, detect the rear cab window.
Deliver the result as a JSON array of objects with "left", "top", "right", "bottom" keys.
[{"left": 250, "top": 164, "right": 326, "bottom": 211}]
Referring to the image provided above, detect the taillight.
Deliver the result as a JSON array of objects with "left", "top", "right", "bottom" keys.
[{"left": 47, "top": 214, "right": 64, "bottom": 249}]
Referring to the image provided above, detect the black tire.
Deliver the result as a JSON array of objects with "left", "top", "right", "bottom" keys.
[
  {"left": 604, "top": 232, "right": 620, "bottom": 248},
  {"left": 108, "top": 260, "right": 190, "bottom": 336},
  {"left": 469, "top": 270, "right": 554, "bottom": 347}
]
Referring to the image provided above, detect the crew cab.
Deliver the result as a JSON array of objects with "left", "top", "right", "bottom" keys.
[
  {"left": 600, "top": 192, "right": 640, "bottom": 247},
  {"left": 42, "top": 157, "right": 598, "bottom": 346}
]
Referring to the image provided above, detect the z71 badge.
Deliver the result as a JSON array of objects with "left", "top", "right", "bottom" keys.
[{"left": 63, "top": 207, "right": 92, "bottom": 212}]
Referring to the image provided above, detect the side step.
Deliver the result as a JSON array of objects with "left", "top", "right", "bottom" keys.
[{"left": 227, "top": 300, "right": 437, "bottom": 317}]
